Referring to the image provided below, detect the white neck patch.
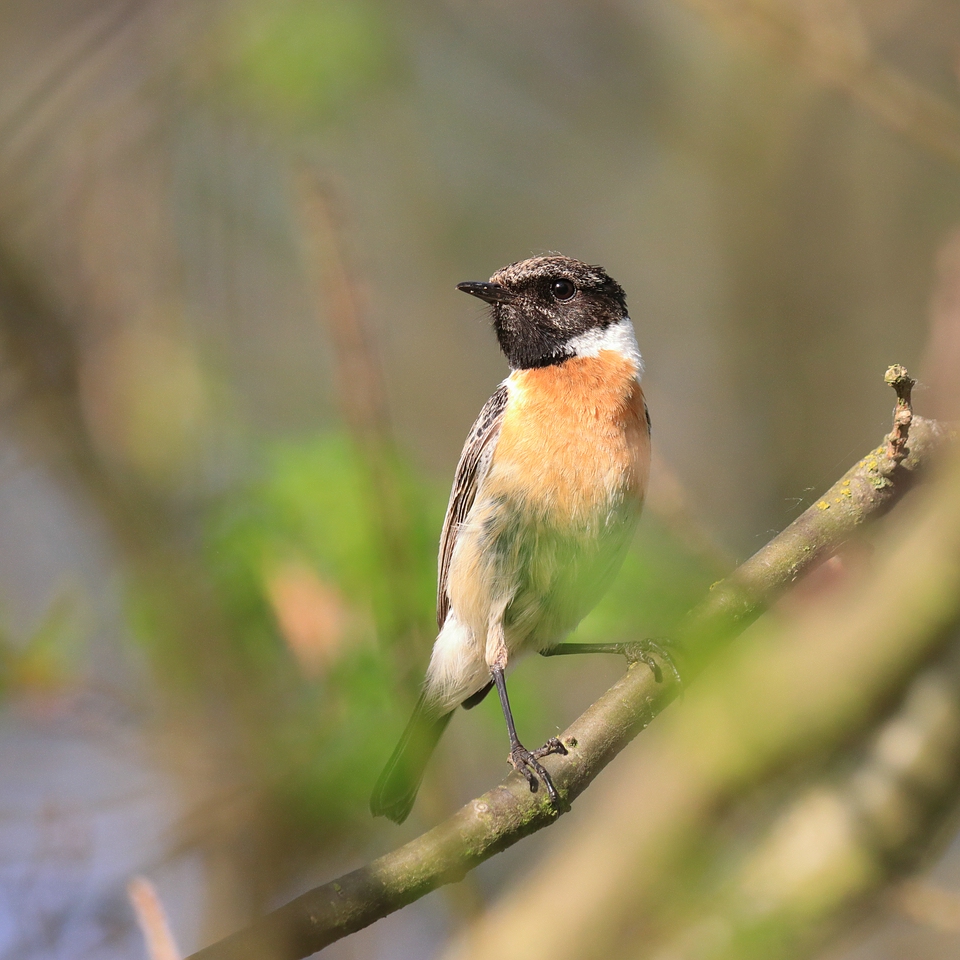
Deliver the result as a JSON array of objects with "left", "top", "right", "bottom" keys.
[{"left": 566, "top": 317, "right": 643, "bottom": 377}]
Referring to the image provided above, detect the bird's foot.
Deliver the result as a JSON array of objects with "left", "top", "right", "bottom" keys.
[
  {"left": 530, "top": 736, "right": 568, "bottom": 761},
  {"left": 508, "top": 738, "right": 566, "bottom": 806},
  {"left": 622, "top": 638, "right": 683, "bottom": 687}
]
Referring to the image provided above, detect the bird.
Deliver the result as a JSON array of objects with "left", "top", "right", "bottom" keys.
[{"left": 370, "top": 254, "right": 663, "bottom": 825}]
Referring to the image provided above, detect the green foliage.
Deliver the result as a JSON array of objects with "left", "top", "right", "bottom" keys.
[
  {"left": 200, "top": 432, "right": 437, "bottom": 840},
  {"left": 120, "top": 431, "right": 443, "bottom": 847},
  {"left": 206, "top": 432, "right": 437, "bottom": 647},
  {"left": 0, "top": 598, "right": 78, "bottom": 701},
  {"left": 205, "top": 0, "right": 398, "bottom": 125},
  {"left": 579, "top": 513, "right": 718, "bottom": 642}
]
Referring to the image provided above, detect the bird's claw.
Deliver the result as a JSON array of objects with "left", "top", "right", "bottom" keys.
[
  {"left": 530, "top": 736, "right": 568, "bottom": 761},
  {"left": 623, "top": 638, "right": 683, "bottom": 688},
  {"left": 508, "top": 740, "right": 563, "bottom": 806}
]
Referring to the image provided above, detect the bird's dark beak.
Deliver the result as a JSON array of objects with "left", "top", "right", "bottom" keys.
[{"left": 456, "top": 281, "right": 516, "bottom": 304}]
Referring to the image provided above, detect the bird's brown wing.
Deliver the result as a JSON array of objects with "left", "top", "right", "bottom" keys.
[{"left": 436, "top": 383, "right": 508, "bottom": 629}]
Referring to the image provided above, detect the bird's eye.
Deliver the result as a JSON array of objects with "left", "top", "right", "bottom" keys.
[{"left": 551, "top": 279, "right": 576, "bottom": 301}]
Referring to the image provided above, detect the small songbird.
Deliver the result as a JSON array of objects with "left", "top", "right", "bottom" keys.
[{"left": 371, "top": 254, "right": 659, "bottom": 824}]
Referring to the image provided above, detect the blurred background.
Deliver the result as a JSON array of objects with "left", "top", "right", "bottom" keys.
[{"left": 1, "top": 0, "right": 960, "bottom": 958}]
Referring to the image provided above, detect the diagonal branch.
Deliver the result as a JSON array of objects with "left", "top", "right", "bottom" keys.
[
  {"left": 447, "top": 449, "right": 960, "bottom": 960},
  {"left": 635, "top": 646, "right": 960, "bottom": 960},
  {"left": 187, "top": 388, "right": 947, "bottom": 960}
]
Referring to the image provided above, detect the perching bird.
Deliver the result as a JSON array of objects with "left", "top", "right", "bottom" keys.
[{"left": 371, "top": 254, "right": 660, "bottom": 824}]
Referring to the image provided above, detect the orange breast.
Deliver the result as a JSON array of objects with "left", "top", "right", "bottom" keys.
[{"left": 488, "top": 352, "right": 650, "bottom": 523}]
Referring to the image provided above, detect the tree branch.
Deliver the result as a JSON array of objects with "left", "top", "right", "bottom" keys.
[
  {"left": 643, "top": 644, "right": 960, "bottom": 960},
  {"left": 885, "top": 363, "right": 916, "bottom": 462},
  {"left": 443, "top": 447, "right": 960, "bottom": 960},
  {"left": 187, "top": 385, "right": 947, "bottom": 960}
]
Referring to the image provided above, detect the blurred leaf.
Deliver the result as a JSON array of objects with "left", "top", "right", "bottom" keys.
[
  {"left": 202, "top": 0, "right": 398, "bottom": 125},
  {"left": 0, "top": 597, "right": 78, "bottom": 700},
  {"left": 577, "top": 512, "right": 719, "bottom": 642},
  {"left": 206, "top": 432, "right": 437, "bottom": 652},
  {"left": 264, "top": 560, "right": 352, "bottom": 678},
  {"left": 78, "top": 322, "right": 215, "bottom": 492}
]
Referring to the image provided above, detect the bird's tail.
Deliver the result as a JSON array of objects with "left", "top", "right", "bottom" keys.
[{"left": 371, "top": 694, "right": 452, "bottom": 824}]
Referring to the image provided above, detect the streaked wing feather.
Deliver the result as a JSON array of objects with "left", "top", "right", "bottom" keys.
[{"left": 436, "top": 383, "right": 508, "bottom": 628}]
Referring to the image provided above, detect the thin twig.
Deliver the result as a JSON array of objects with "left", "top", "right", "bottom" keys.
[
  {"left": 885, "top": 363, "right": 916, "bottom": 462},
  {"left": 186, "top": 389, "right": 947, "bottom": 960},
  {"left": 128, "top": 876, "right": 182, "bottom": 960},
  {"left": 295, "top": 173, "right": 391, "bottom": 453},
  {"left": 296, "top": 172, "right": 424, "bottom": 672},
  {"left": 0, "top": 0, "right": 144, "bottom": 160}
]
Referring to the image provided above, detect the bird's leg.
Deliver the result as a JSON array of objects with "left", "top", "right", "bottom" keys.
[
  {"left": 540, "top": 639, "right": 682, "bottom": 686},
  {"left": 490, "top": 664, "right": 566, "bottom": 806}
]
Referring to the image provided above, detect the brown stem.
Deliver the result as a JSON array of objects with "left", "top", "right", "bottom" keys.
[
  {"left": 296, "top": 171, "right": 425, "bottom": 673},
  {"left": 885, "top": 363, "right": 916, "bottom": 462}
]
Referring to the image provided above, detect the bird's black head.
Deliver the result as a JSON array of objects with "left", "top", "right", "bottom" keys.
[{"left": 457, "top": 255, "right": 628, "bottom": 370}]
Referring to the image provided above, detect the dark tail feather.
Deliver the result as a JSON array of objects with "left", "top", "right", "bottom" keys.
[
  {"left": 371, "top": 695, "right": 452, "bottom": 824},
  {"left": 461, "top": 678, "right": 493, "bottom": 709}
]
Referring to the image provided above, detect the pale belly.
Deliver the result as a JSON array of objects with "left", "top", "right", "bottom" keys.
[
  {"left": 448, "top": 492, "right": 639, "bottom": 652},
  {"left": 423, "top": 495, "right": 639, "bottom": 713}
]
